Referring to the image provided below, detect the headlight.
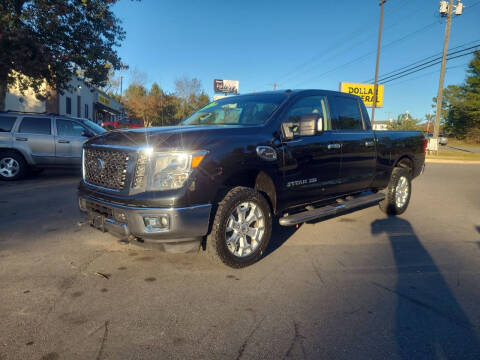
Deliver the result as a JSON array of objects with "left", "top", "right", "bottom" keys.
[{"left": 148, "top": 151, "right": 207, "bottom": 191}]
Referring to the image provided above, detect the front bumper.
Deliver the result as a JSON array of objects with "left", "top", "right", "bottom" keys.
[{"left": 78, "top": 194, "right": 212, "bottom": 243}]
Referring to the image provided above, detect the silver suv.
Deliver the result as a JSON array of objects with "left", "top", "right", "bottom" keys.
[{"left": 0, "top": 112, "right": 106, "bottom": 180}]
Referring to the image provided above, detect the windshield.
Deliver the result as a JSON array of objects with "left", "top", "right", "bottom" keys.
[
  {"left": 182, "top": 94, "right": 287, "bottom": 126},
  {"left": 80, "top": 119, "right": 106, "bottom": 134}
]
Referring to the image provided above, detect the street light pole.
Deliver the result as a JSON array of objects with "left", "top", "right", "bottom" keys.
[
  {"left": 371, "top": 0, "right": 386, "bottom": 125},
  {"left": 433, "top": 0, "right": 455, "bottom": 140}
]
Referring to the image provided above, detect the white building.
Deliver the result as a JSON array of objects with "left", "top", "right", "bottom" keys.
[
  {"left": 372, "top": 120, "right": 391, "bottom": 131},
  {"left": 5, "top": 77, "right": 122, "bottom": 123}
]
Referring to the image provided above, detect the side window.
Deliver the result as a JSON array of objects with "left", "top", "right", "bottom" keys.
[
  {"left": 56, "top": 119, "right": 85, "bottom": 137},
  {"left": 331, "top": 97, "right": 363, "bottom": 130},
  {"left": 0, "top": 116, "right": 17, "bottom": 132},
  {"left": 286, "top": 95, "right": 331, "bottom": 131},
  {"left": 18, "top": 117, "right": 51, "bottom": 135}
]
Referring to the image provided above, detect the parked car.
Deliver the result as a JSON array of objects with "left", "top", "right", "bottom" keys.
[
  {"left": 101, "top": 117, "right": 143, "bottom": 130},
  {"left": 78, "top": 90, "right": 426, "bottom": 268},
  {"left": 425, "top": 133, "right": 448, "bottom": 145},
  {"left": 0, "top": 112, "right": 106, "bottom": 180}
]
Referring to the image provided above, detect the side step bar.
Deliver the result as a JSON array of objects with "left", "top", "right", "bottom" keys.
[{"left": 279, "top": 192, "right": 385, "bottom": 226}]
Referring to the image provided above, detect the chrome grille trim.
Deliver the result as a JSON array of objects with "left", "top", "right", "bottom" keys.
[{"left": 84, "top": 148, "right": 130, "bottom": 190}]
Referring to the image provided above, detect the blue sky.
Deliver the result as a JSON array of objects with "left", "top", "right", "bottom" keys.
[{"left": 113, "top": 0, "right": 480, "bottom": 122}]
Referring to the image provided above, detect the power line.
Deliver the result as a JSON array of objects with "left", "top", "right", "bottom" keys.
[
  {"left": 381, "top": 50, "right": 475, "bottom": 84},
  {"left": 372, "top": 43, "right": 479, "bottom": 83},
  {"left": 272, "top": 0, "right": 418, "bottom": 86},
  {"left": 386, "top": 63, "right": 468, "bottom": 86},
  {"left": 364, "top": 39, "right": 480, "bottom": 82},
  {"left": 292, "top": 21, "right": 439, "bottom": 87}
]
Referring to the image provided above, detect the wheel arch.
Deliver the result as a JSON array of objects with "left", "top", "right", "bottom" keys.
[
  {"left": 0, "top": 148, "right": 31, "bottom": 164},
  {"left": 394, "top": 155, "right": 414, "bottom": 175},
  {"left": 215, "top": 169, "right": 277, "bottom": 215}
]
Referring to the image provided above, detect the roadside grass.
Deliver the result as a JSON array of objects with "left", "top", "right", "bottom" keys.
[
  {"left": 427, "top": 150, "right": 480, "bottom": 161},
  {"left": 446, "top": 138, "right": 480, "bottom": 149}
]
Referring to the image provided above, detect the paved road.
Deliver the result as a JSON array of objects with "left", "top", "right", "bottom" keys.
[{"left": 1, "top": 164, "right": 480, "bottom": 360}]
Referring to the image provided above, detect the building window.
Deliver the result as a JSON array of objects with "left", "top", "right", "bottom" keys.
[
  {"left": 77, "top": 95, "right": 81, "bottom": 117},
  {"left": 66, "top": 97, "right": 71, "bottom": 115},
  {"left": 84, "top": 104, "right": 89, "bottom": 119}
]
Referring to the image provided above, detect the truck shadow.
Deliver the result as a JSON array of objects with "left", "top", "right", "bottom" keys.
[
  {"left": 371, "top": 216, "right": 480, "bottom": 359},
  {"left": 263, "top": 222, "right": 299, "bottom": 258}
]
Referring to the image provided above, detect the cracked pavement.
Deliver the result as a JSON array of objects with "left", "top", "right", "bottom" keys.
[{"left": 1, "top": 164, "right": 480, "bottom": 359}]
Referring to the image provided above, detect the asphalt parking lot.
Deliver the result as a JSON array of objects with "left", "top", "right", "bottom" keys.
[{"left": 1, "top": 164, "right": 480, "bottom": 360}]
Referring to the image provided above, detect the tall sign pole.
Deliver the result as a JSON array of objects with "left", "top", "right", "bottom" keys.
[
  {"left": 434, "top": 0, "right": 459, "bottom": 139},
  {"left": 371, "top": 0, "right": 386, "bottom": 125}
]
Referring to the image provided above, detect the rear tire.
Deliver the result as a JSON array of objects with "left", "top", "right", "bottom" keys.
[
  {"left": 0, "top": 151, "right": 28, "bottom": 181},
  {"left": 379, "top": 167, "right": 411, "bottom": 215},
  {"left": 206, "top": 187, "right": 272, "bottom": 268}
]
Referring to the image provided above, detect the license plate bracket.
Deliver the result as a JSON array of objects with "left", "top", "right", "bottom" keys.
[{"left": 89, "top": 213, "right": 106, "bottom": 232}]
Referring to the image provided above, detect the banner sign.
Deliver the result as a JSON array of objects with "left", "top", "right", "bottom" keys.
[
  {"left": 214, "top": 79, "right": 239, "bottom": 94},
  {"left": 339, "top": 82, "right": 384, "bottom": 108}
]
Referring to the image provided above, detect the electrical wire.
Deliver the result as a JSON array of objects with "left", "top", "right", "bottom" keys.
[
  {"left": 364, "top": 39, "right": 480, "bottom": 82},
  {"left": 381, "top": 51, "right": 475, "bottom": 84}
]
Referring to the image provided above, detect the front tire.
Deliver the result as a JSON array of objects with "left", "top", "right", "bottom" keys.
[
  {"left": 206, "top": 187, "right": 272, "bottom": 268},
  {"left": 0, "top": 152, "right": 27, "bottom": 181},
  {"left": 379, "top": 167, "right": 412, "bottom": 215}
]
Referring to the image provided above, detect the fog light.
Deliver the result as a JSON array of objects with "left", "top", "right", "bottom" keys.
[
  {"left": 78, "top": 198, "right": 87, "bottom": 211},
  {"left": 143, "top": 215, "right": 169, "bottom": 232},
  {"left": 114, "top": 209, "right": 127, "bottom": 223}
]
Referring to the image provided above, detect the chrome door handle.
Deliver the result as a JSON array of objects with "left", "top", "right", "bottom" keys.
[
  {"left": 327, "top": 143, "right": 341, "bottom": 149},
  {"left": 16, "top": 137, "right": 28, "bottom": 141},
  {"left": 58, "top": 140, "right": 70, "bottom": 144},
  {"left": 365, "top": 140, "right": 375, "bottom": 147}
]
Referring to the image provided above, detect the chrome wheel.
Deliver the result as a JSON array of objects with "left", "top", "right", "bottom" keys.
[
  {"left": 395, "top": 176, "right": 409, "bottom": 208},
  {"left": 225, "top": 201, "right": 265, "bottom": 258},
  {"left": 0, "top": 157, "right": 20, "bottom": 178}
]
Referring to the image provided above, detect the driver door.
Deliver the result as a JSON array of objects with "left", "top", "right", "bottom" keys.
[
  {"left": 54, "top": 118, "right": 91, "bottom": 166},
  {"left": 278, "top": 95, "right": 343, "bottom": 210}
]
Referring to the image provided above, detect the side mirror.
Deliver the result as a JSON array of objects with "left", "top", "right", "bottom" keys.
[
  {"left": 81, "top": 130, "right": 93, "bottom": 138},
  {"left": 298, "top": 114, "right": 318, "bottom": 136},
  {"left": 281, "top": 114, "right": 322, "bottom": 140}
]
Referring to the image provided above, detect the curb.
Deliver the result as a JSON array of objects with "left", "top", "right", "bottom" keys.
[{"left": 426, "top": 158, "right": 480, "bottom": 164}]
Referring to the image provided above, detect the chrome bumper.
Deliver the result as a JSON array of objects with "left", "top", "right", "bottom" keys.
[{"left": 79, "top": 195, "right": 212, "bottom": 242}]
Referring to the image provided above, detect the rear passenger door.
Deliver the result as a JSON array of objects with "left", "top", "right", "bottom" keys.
[
  {"left": 55, "top": 118, "right": 90, "bottom": 165},
  {"left": 330, "top": 96, "right": 376, "bottom": 193},
  {"left": 14, "top": 117, "right": 55, "bottom": 165}
]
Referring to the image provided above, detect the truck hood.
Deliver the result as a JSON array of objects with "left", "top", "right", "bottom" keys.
[{"left": 86, "top": 125, "right": 262, "bottom": 150}]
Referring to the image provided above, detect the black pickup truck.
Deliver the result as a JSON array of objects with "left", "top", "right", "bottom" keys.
[{"left": 78, "top": 90, "right": 426, "bottom": 268}]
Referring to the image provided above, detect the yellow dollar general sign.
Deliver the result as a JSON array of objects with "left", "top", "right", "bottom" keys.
[{"left": 339, "top": 82, "right": 384, "bottom": 108}]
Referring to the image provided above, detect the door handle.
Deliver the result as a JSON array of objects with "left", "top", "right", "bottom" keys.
[
  {"left": 365, "top": 140, "right": 375, "bottom": 147},
  {"left": 58, "top": 140, "right": 70, "bottom": 144},
  {"left": 16, "top": 137, "right": 28, "bottom": 141},
  {"left": 327, "top": 143, "right": 341, "bottom": 149}
]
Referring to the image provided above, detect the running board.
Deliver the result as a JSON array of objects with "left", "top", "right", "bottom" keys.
[{"left": 279, "top": 192, "right": 385, "bottom": 226}]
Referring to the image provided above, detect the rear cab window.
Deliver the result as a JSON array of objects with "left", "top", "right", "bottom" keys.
[
  {"left": 331, "top": 96, "right": 364, "bottom": 131},
  {"left": 18, "top": 117, "right": 52, "bottom": 135},
  {"left": 0, "top": 116, "right": 17, "bottom": 132}
]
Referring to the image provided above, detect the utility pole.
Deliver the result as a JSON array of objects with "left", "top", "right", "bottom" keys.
[
  {"left": 434, "top": 0, "right": 463, "bottom": 139},
  {"left": 371, "top": 0, "right": 386, "bottom": 125},
  {"left": 269, "top": 83, "right": 280, "bottom": 91}
]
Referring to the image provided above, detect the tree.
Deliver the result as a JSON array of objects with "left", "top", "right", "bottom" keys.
[
  {"left": 174, "top": 77, "right": 210, "bottom": 121},
  {"left": 0, "top": 0, "right": 131, "bottom": 110},
  {"left": 387, "top": 113, "right": 422, "bottom": 130},
  {"left": 434, "top": 50, "right": 480, "bottom": 143}
]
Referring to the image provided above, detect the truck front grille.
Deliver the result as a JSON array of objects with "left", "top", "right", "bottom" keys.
[{"left": 84, "top": 148, "right": 129, "bottom": 190}]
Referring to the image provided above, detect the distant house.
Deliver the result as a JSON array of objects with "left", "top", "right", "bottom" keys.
[
  {"left": 5, "top": 76, "right": 122, "bottom": 124},
  {"left": 372, "top": 120, "right": 391, "bottom": 131}
]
